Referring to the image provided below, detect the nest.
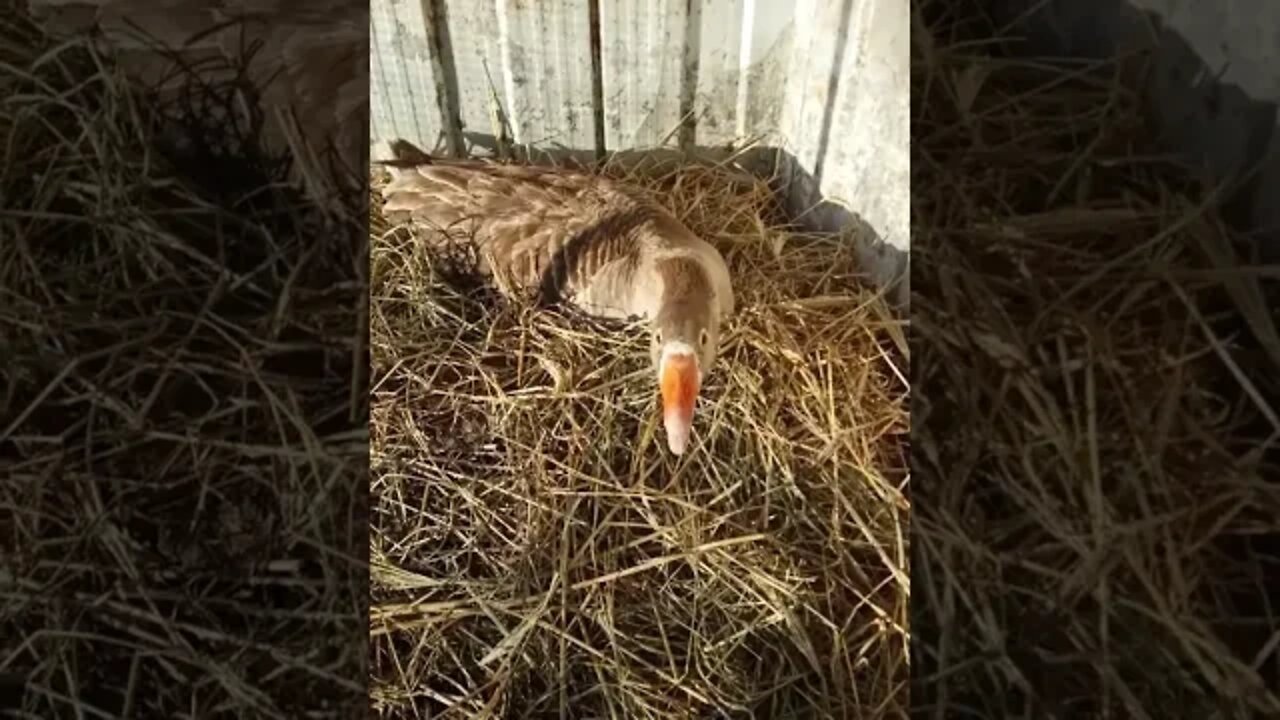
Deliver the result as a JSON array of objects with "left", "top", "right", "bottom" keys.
[
  {"left": 368, "top": 151, "right": 910, "bottom": 717},
  {"left": 1, "top": 6, "right": 365, "bottom": 718},
  {"left": 913, "top": 2, "right": 1280, "bottom": 717}
]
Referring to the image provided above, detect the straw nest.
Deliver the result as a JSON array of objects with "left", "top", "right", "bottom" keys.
[
  {"left": 2, "top": 6, "right": 365, "bottom": 717},
  {"left": 369, "top": 151, "right": 910, "bottom": 717},
  {"left": 914, "top": 2, "right": 1280, "bottom": 717}
]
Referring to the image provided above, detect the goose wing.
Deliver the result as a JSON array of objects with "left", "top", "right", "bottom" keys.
[{"left": 379, "top": 148, "right": 655, "bottom": 310}]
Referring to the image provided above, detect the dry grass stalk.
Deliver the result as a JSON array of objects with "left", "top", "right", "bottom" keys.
[
  {"left": 1, "top": 5, "right": 365, "bottom": 717},
  {"left": 369, "top": 149, "right": 910, "bottom": 717},
  {"left": 913, "top": 2, "right": 1280, "bottom": 717}
]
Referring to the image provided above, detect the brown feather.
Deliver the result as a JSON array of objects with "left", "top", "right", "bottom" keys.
[{"left": 655, "top": 256, "right": 713, "bottom": 305}]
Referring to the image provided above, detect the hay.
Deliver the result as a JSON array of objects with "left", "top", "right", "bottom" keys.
[
  {"left": 913, "top": 2, "right": 1280, "bottom": 717},
  {"left": 1, "top": 5, "right": 365, "bottom": 717},
  {"left": 368, "top": 150, "right": 910, "bottom": 717}
]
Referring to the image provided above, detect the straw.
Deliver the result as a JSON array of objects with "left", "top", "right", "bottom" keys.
[
  {"left": 1, "top": 6, "right": 365, "bottom": 718},
  {"left": 913, "top": 2, "right": 1280, "bottom": 717}
]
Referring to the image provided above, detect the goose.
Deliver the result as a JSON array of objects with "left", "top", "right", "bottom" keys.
[{"left": 376, "top": 139, "right": 735, "bottom": 456}]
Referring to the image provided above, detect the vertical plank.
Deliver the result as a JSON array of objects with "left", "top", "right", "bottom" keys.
[
  {"left": 821, "top": 0, "right": 909, "bottom": 252},
  {"left": 438, "top": 0, "right": 596, "bottom": 157},
  {"left": 370, "top": 0, "right": 444, "bottom": 152},
  {"left": 497, "top": 0, "right": 598, "bottom": 152},
  {"left": 368, "top": 10, "right": 398, "bottom": 151},
  {"left": 598, "top": 0, "right": 689, "bottom": 149},
  {"left": 738, "top": 0, "right": 796, "bottom": 138},
  {"left": 428, "top": 0, "right": 502, "bottom": 153},
  {"left": 676, "top": 0, "right": 702, "bottom": 150},
  {"left": 687, "top": 0, "right": 796, "bottom": 147},
  {"left": 690, "top": 0, "right": 745, "bottom": 147},
  {"left": 777, "top": 0, "right": 851, "bottom": 175}
]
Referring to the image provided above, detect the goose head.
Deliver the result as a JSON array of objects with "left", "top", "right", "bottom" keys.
[{"left": 649, "top": 296, "right": 723, "bottom": 456}]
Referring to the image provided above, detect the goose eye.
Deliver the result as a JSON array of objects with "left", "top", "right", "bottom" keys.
[
  {"left": 654, "top": 330, "right": 663, "bottom": 345},
  {"left": 699, "top": 329, "right": 709, "bottom": 346}
]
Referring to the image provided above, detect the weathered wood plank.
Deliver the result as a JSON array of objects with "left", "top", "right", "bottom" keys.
[
  {"left": 689, "top": 0, "right": 795, "bottom": 147},
  {"left": 598, "top": 0, "right": 689, "bottom": 149},
  {"left": 370, "top": 0, "right": 443, "bottom": 152},
  {"left": 778, "top": 0, "right": 852, "bottom": 175},
  {"left": 497, "top": 0, "right": 597, "bottom": 152},
  {"left": 421, "top": 0, "right": 597, "bottom": 158},
  {"left": 821, "top": 0, "right": 909, "bottom": 252}
]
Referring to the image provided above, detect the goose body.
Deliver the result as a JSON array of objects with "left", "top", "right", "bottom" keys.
[{"left": 377, "top": 139, "right": 735, "bottom": 455}]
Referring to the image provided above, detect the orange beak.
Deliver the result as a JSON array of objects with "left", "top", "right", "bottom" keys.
[{"left": 659, "top": 352, "right": 700, "bottom": 455}]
